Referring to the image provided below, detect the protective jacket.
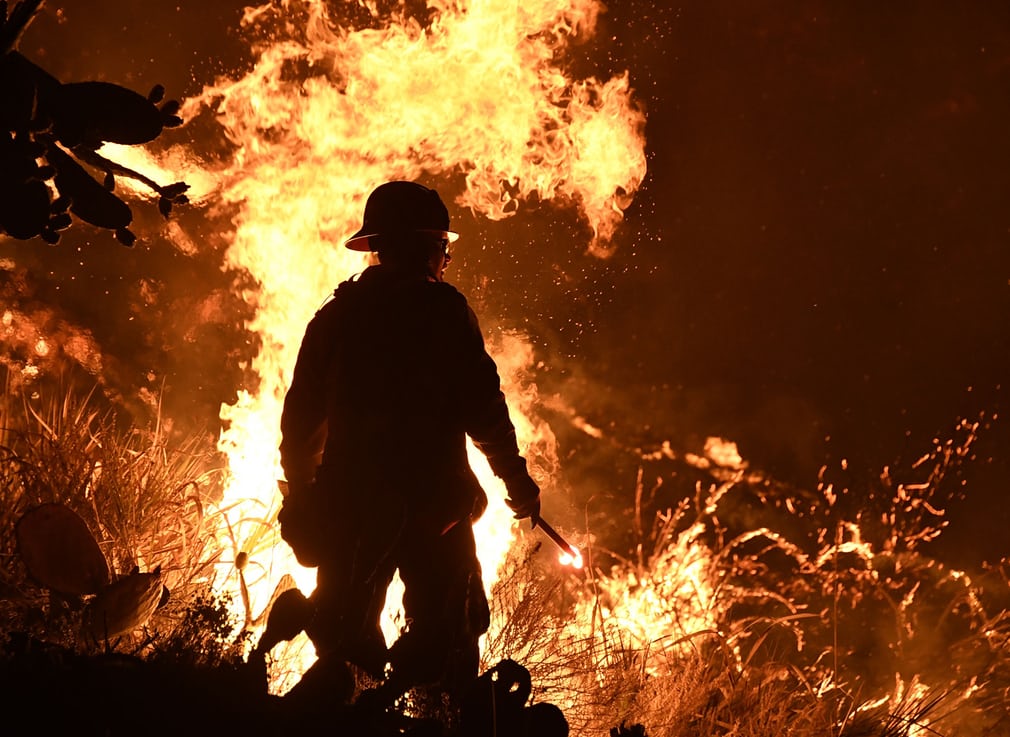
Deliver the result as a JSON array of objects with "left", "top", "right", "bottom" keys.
[{"left": 279, "top": 263, "right": 536, "bottom": 535}]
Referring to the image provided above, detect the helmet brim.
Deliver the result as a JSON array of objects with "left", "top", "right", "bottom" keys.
[{"left": 344, "top": 229, "right": 459, "bottom": 252}]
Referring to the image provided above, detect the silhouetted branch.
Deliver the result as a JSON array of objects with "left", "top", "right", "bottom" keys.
[
  {"left": 0, "top": 0, "right": 45, "bottom": 55},
  {"left": 72, "top": 145, "right": 190, "bottom": 219}
]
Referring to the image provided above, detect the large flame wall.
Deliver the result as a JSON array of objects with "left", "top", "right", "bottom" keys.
[{"left": 158, "top": 0, "right": 645, "bottom": 683}]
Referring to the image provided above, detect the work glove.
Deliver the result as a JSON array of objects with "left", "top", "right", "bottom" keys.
[
  {"left": 504, "top": 473, "right": 541, "bottom": 528},
  {"left": 277, "top": 479, "right": 325, "bottom": 568}
]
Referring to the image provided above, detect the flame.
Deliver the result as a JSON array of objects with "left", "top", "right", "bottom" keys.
[
  {"left": 573, "top": 518, "right": 721, "bottom": 672},
  {"left": 559, "top": 546, "right": 583, "bottom": 569},
  {"left": 149, "top": 0, "right": 644, "bottom": 691}
]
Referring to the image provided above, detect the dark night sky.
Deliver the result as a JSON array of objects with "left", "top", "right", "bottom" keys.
[
  {"left": 11, "top": 2, "right": 1010, "bottom": 561},
  {"left": 598, "top": 5, "right": 1010, "bottom": 465}
]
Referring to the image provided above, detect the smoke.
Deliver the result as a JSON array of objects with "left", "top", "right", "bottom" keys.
[{"left": 0, "top": 211, "right": 257, "bottom": 440}]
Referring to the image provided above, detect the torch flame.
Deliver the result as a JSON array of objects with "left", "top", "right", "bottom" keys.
[
  {"left": 536, "top": 516, "right": 583, "bottom": 569},
  {"left": 559, "top": 546, "right": 584, "bottom": 569}
]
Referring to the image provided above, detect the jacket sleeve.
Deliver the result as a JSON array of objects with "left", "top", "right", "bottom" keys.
[
  {"left": 454, "top": 299, "right": 539, "bottom": 504},
  {"left": 279, "top": 306, "right": 333, "bottom": 486}
]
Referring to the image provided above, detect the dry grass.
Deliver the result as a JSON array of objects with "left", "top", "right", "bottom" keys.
[
  {"left": 0, "top": 374, "right": 1006, "bottom": 736},
  {"left": 0, "top": 370, "right": 237, "bottom": 661},
  {"left": 481, "top": 420, "right": 1008, "bottom": 736}
]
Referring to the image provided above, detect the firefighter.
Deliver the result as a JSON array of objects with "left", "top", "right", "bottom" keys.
[{"left": 278, "top": 180, "right": 541, "bottom": 698}]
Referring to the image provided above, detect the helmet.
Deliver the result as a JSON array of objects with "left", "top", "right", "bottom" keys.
[{"left": 345, "top": 181, "right": 459, "bottom": 251}]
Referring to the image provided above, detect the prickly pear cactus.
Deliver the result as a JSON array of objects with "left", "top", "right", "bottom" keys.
[
  {"left": 83, "top": 568, "right": 165, "bottom": 640},
  {"left": 15, "top": 502, "right": 111, "bottom": 595}
]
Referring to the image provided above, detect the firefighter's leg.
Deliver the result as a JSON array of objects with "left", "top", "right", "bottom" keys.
[
  {"left": 309, "top": 531, "right": 395, "bottom": 678},
  {"left": 387, "top": 520, "right": 487, "bottom": 694}
]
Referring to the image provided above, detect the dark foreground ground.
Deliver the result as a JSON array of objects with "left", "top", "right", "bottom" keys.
[{"left": 0, "top": 635, "right": 574, "bottom": 737}]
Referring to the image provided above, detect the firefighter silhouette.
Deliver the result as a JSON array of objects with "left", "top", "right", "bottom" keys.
[{"left": 277, "top": 181, "right": 541, "bottom": 700}]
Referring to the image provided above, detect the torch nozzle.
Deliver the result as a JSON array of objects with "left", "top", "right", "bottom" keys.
[{"left": 533, "top": 516, "right": 583, "bottom": 569}]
